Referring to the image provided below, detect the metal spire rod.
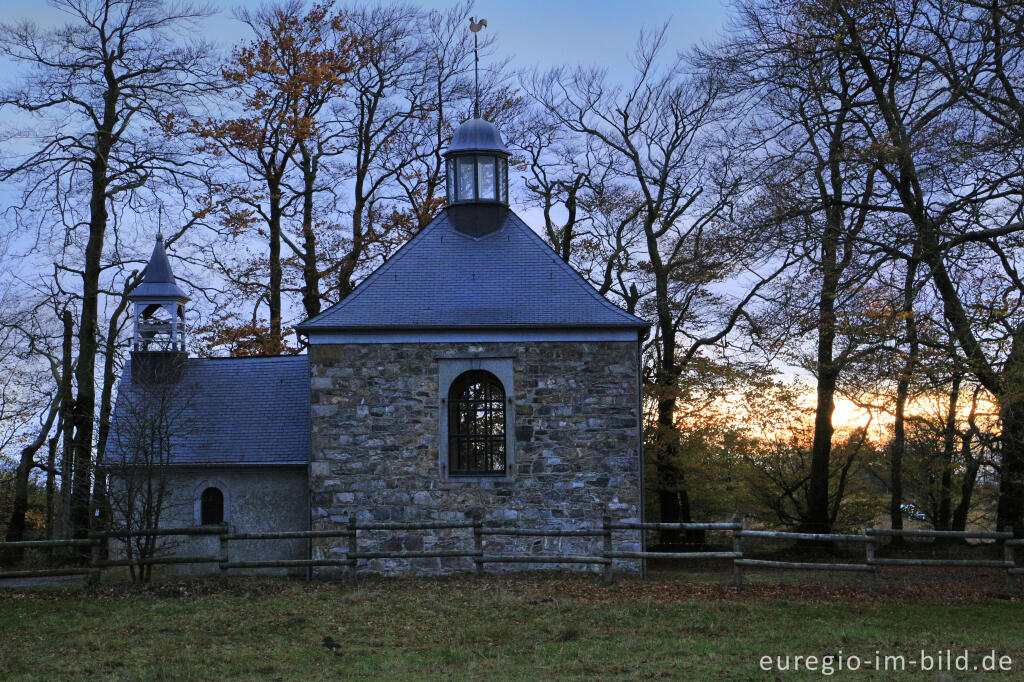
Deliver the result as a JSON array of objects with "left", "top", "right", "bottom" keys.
[
  {"left": 474, "top": 28, "right": 479, "bottom": 118},
  {"left": 469, "top": 17, "right": 487, "bottom": 119}
]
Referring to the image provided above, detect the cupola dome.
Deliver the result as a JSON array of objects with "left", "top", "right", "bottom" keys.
[
  {"left": 444, "top": 118, "right": 510, "bottom": 236},
  {"left": 448, "top": 118, "right": 509, "bottom": 156}
]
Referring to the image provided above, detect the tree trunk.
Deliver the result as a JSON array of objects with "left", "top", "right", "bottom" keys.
[
  {"left": 951, "top": 426, "right": 980, "bottom": 532},
  {"left": 45, "top": 432, "right": 58, "bottom": 539},
  {"left": 268, "top": 177, "right": 283, "bottom": 348},
  {"left": 70, "top": 65, "right": 121, "bottom": 540},
  {"left": 4, "top": 448, "right": 34, "bottom": 565},
  {"left": 92, "top": 295, "right": 129, "bottom": 536},
  {"left": 337, "top": 175, "right": 366, "bottom": 300},
  {"left": 5, "top": 399, "right": 61, "bottom": 561},
  {"left": 60, "top": 310, "right": 74, "bottom": 538},
  {"left": 70, "top": 147, "right": 113, "bottom": 540},
  {"left": 650, "top": 253, "right": 700, "bottom": 545},
  {"left": 94, "top": 300, "right": 127, "bottom": 468},
  {"left": 805, "top": 370, "right": 836, "bottom": 534},
  {"left": 935, "top": 374, "right": 961, "bottom": 530},
  {"left": 889, "top": 255, "right": 919, "bottom": 534},
  {"left": 997, "top": 326, "right": 1024, "bottom": 535},
  {"left": 92, "top": 288, "right": 130, "bottom": 532},
  {"left": 557, "top": 176, "right": 582, "bottom": 263},
  {"left": 998, "top": 395, "right": 1024, "bottom": 536},
  {"left": 654, "top": 382, "right": 687, "bottom": 544},
  {"left": 657, "top": 490, "right": 681, "bottom": 529},
  {"left": 804, "top": 213, "right": 842, "bottom": 534},
  {"left": 299, "top": 146, "right": 322, "bottom": 318},
  {"left": 890, "top": 378, "right": 909, "bottom": 532}
]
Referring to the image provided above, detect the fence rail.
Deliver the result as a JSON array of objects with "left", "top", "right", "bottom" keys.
[
  {"left": 88, "top": 525, "right": 227, "bottom": 539},
  {"left": 865, "top": 528, "right": 1012, "bottom": 540},
  {"left": 730, "top": 526, "right": 879, "bottom": 587},
  {"left": 734, "top": 559, "right": 875, "bottom": 573},
  {"left": 221, "top": 558, "right": 355, "bottom": 570},
  {"left": 225, "top": 530, "right": 354, "bottom": 541},
  {"left": 2, "top": 517, "right": 1021, "bottom": 588},
  {"left": 608, "top": 521, "right": 741, "bottom": 531},
  {"left": 739, "top": 530, "right": 873, "bottom": 543}
]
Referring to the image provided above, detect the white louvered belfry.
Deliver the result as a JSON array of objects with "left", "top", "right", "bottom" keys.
[{"left": 130, "top": 233, "right": 190, "bottom": 353}]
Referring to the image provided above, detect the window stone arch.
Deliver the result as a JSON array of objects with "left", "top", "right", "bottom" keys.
[
  {"left": 200, "top": 487, "right": 224, "bottom": 525},
  {"left": 193, "top": 479, "right": 230, "bottom": 526},
  {"left": 438, "top": 356, "right": 515, "bottom": 481}
]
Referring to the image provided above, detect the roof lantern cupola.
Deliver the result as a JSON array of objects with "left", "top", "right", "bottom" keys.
[
  {"left": 129, "top": 233, "right": 189, "bottom": 356},
  {"left": 444, "top": 118, "right": 510, "bottom": 207},
  {"left": 444, "top": 17, "right": 510, "bottom": 237}
]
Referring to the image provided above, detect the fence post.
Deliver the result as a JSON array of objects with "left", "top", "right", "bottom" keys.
[
  {"left": 347, "top": 516, "right": 358, "bottom": 584},
  {"left": 865, "top": 523, "right": 877, "bottom": 589},
  {"left": 218, "top": 524, "right": 229, "bottom": 577},
  {"left": 88, "top": 538, "right": 102, "bottom": 586},
  {"left": 731, "top": 514, "right": 743, "bottom": 589},
  {"left": 602, "top": 515, "right": 614, "bottom": 585},
  {"left": 1003, "top": 526, "right": 1015, "bottom": 592},
  {"left": 473, "top": 513, "right": 484, "bottom": 577}
]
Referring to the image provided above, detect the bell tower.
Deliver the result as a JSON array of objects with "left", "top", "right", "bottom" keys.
[
  {"left": 129, "top": 233, "right": 189, "bottom": 383},
  {"left": 443, "top": 16, "right": 510, "bottom": 237}
]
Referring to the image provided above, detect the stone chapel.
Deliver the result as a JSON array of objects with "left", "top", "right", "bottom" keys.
[{"left": 109, "top": 116, "right": 648, "bottom": 574}]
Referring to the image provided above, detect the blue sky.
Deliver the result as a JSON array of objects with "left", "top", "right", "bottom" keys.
[
  {"left": 411, "top": 0, "right": 731, "bottom": 73},
  {"left": 4, "top": 1, "right": 733, "bottom": 74},
  {"left": 1, "top": 0, "right": 735, "bottom": 229}
]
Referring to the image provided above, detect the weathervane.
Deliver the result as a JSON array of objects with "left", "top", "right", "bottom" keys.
[{"left": 469, "top": 17, "right": 487, "bottom": 119}]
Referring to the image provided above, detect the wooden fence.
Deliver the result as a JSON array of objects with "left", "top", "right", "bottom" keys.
[{"left": 1, "top": 518, "right": 1020, "bottom": 589}]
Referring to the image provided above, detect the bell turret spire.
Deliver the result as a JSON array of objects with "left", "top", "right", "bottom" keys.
[{"left": 130, "top": 233, "right": 189, "bottom": 358}]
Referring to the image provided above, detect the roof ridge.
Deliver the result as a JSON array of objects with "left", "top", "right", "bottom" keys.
[
  {"left": 297, "top": 213, "right": 445, "bottom": 329},
  {"left": 504, "top": 212, "right": 648, "bottom": 327},
  {"left": 193, "top": 355, "right": 308, "bottom": 362}
]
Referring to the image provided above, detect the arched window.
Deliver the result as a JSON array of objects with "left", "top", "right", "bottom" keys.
[
  {"left": 200, "top": 487, "right": 224, "bottom": 525},
  {"left": 448, "top": 370, "right": 506, "bottom": 476}
]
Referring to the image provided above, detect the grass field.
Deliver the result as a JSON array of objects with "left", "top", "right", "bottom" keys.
[{"left": 2, "top": 570, "right": 1023, "bottom": 680}]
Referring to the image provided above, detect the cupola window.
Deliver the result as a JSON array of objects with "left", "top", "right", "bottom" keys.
[{"left": 444, "top": 119, "right": 510, "bottom": 206}]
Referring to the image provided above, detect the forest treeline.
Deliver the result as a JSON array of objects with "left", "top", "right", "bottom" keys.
[{"left": 1, "top": 0, "right": 1022, "bottom": 544}]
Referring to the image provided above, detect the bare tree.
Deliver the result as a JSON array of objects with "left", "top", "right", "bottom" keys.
[
  {"left": 313, "top": 2, "right": 447, "bottom": 300},
  {"left": 529, "top": 26, "right": 795, "bottom": 541},
  {"left": 0, "top": 0, "right": 218, "bottom": 540},
  {"left": 709, "top": 1, "right": 899, "bottom": 532},
  {"left": 0, "top": 306, "right": 63, "bottom": 558},
  {"left": 105, "top": 371, "right": 193, "bottom": 582},
  {"left": 828, "top": 0, "right": 1024, "bottom": 533},
  {"left": 515, "top": 104, "right": 645, "bottom": 298},
  {"left": 190, "top": 0, "right": 356, "bottom": 344}
]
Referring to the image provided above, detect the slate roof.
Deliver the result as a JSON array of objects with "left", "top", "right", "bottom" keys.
[
  {"left": 108, "top": 355, "right": 309, "bottom": 467},
  {"left": 297, "top": 210, "right": 649, "bottom": 332}
]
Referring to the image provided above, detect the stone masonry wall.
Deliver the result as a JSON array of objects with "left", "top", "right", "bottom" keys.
[
  {"left": 309, "top": 341, "right": 642, "bottom": 574},
  {"left": 115, "top": 468, "right": 309, "bottom": 576}
]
